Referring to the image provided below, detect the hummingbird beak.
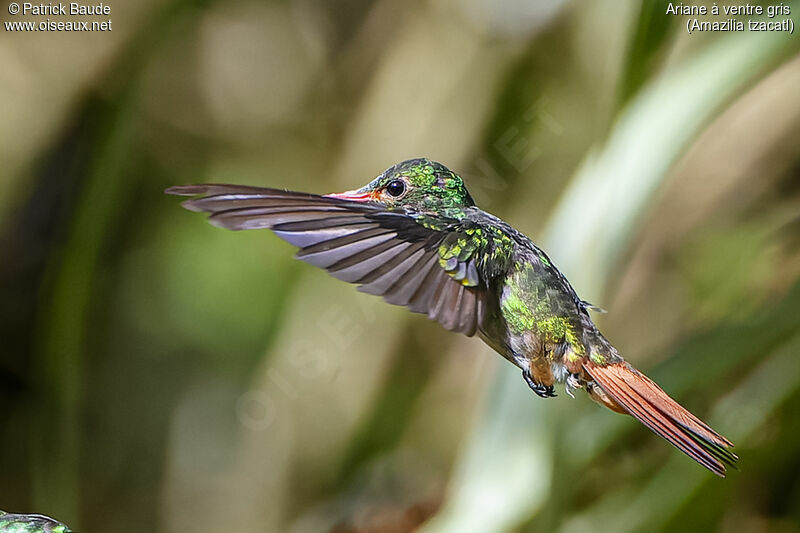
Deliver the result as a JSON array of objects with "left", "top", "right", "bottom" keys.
[{"left": 324, "top": 189, "right": 377, "bottom": 202}]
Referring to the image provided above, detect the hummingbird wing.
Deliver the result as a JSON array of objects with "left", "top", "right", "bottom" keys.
[{"left": 166, "top": 184, "right": 511, "bottom": 336}]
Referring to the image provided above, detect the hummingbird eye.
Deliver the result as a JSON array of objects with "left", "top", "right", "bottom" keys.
[{"left": 385, "top": 179, "right": 406, "bottom": 198}]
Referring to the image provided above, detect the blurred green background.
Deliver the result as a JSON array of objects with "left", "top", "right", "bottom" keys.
[{"left": 1, "top": 1, "right": 799, "bottom": 532}]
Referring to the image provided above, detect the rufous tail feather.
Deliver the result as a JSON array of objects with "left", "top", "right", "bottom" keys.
[{"left": 583, "top": 360, "right": 737, "bottom": 477}]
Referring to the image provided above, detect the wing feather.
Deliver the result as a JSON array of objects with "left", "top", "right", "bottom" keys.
[
  {"left": 356, "top": 245, "right": 427, "bottom": 293},
  {"left": 383, "top": 254, "right": 440, "bottom": 308},
  {"left": 166, "top": 184, "right": 507, "bottom": 336},
  {"left": 329, "top": 242, "right": 413, "bottom": 283}
]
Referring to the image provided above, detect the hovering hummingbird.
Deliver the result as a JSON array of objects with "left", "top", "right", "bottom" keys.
[{"left": 167, "top": 158, "right": 737, "bottom": 476}]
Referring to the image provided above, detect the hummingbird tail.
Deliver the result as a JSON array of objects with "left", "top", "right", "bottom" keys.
[{"left": 582, "top": 360, "right": 737, "bottom": 477}]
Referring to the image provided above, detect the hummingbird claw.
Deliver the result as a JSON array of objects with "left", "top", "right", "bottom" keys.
[
  {"left": 523, "top": 369, "right": 556, "bottom": 398},
  {"left": 565, "top": 372, "right": 584, "bottom": 398}
]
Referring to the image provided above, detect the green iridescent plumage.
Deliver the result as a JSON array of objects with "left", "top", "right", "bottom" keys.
[
  {"left": 167, "top": 157, "right": 739, "bottom": 477},
  {"left": 352, "top": 159, "right": 474, "bottom": 218},
  {"left": 0, "top": 511, "right": 72, "bottom": 533}
]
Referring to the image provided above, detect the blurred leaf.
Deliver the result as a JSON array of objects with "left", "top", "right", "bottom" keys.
[
  {"left": 617, "top": 0, "right": 675, "bottom": 107},
  {"left": 678, "top": 219, "right": 777, "bottom": 322}
]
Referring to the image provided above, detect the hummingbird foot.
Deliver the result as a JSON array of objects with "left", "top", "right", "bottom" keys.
[
  {"left": 565, "top": 373, "right": 584, "bottom": 398},
  {"left": 523, "top": 369, "right": 556, "bottom": 398}
]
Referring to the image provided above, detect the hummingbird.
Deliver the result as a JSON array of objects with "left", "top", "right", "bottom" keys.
[
  {"left": 0, "top": 510, "right": 72, "bottom": 533},
  {"left": 167, "top": 158, "right": 737, "bottom": 476}
]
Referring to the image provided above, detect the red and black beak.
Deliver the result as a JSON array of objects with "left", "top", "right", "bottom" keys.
[{"left": 324, "top": 189, "right": 378, "bottom": 202}]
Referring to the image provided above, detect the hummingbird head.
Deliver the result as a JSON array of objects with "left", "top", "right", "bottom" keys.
[{"left": 327, "top": 158, "right": 475, "bottom": 214}]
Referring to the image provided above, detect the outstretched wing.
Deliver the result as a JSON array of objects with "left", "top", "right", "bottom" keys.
[{"left": 166, "top": 184, "right": 513, "bottom": 336}]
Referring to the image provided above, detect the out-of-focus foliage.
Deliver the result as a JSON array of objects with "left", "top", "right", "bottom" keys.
[{"left": 0, "top": 1, "right": 798, "bottom": 533}]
